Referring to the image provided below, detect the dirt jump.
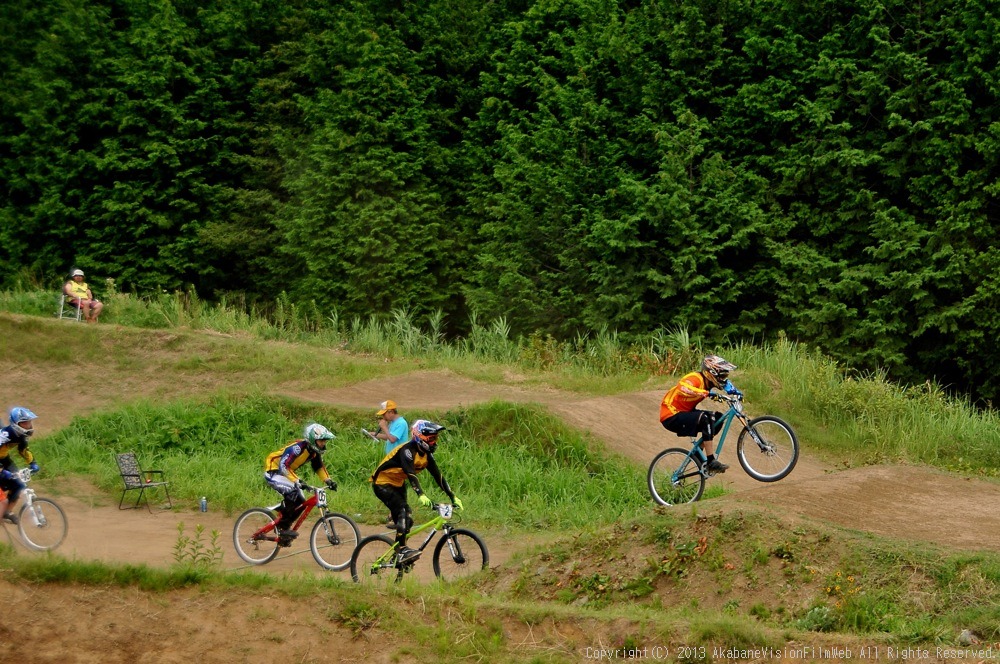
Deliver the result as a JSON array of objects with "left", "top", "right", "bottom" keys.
[
  {"left": 5, "top": 367, "right": 1000, "bottom": 566},
  {"left": 3, "top": 362, "right": 1000, "bottom": 663},
  {"left": 291, "top": 370, "right": 1000, "bottom": 555}
]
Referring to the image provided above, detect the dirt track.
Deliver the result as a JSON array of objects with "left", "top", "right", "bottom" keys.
[
  {"left": 4, "top": 362, "right": 1000, "bottom": 663},
  {"left": 5, "top": 367, "right": 1000, "bottom": 565},
  {"left": 290, "top": 370, "right": 1000, "bottom": 555}
]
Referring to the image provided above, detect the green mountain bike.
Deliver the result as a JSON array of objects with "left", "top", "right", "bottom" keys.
[
  {"left": 648, "top": 388, "right": 799, "bottom": 505},
  {"left": 350, "top": 503, "right": 488, "bottom": 584}
]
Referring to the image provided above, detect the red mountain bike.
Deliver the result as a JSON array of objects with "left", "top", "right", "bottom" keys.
[{"left": 233, "top": 482, "right": 360, "bottom": 571}]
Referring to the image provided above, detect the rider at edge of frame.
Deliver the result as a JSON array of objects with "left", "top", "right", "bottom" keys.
[{"left": 0, "top": 407, "right": 42, "bottom": 525}]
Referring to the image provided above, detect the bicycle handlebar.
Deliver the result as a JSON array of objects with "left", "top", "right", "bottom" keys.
[{"left": 708, "top": 391, "right": 744, "bottom": 404}]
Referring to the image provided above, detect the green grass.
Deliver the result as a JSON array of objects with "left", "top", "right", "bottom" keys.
[
  {"left": 43, "top": 395, "right": 648, "bottom": 529},
  {"left": 498, "top": 505, "right": 1000, "bottom": 645},
  {"left": 7, "top": 284, "right": 1000, "bottom": 473},
  {"left": 5, "top": 288, "right": 1000, "bottom": 653},
  {"left": 0, "top": 284, "right": 696, "bottom": 392}
]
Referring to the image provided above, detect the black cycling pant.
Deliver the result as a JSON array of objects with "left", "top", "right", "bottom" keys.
[
  {"left": 373, "top": 483, "right": 412, "bottom": 545},
  {"left": 661, "top": 409, "right": 721, "bottom": 442}
]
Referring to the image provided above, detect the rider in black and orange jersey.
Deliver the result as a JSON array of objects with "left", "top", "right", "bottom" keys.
[
  {"left": 370, "top": 420, "right": 463, "bottom": 563},
  {"left": 264, "top": 423, "right": 338, "bottom": 539},
  {"left": 659, "top": 355, "right": 738, "bottom": 473}
]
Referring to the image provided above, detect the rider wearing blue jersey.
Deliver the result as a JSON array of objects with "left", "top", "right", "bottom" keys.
[
  {"left": 0, "top": 407, "right": 41, "bottom": 524},
  {"left": 372, "top": 399, "right": 409, "bottom": 455}
]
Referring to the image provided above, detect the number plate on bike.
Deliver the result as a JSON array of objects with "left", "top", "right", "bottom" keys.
[
  {"left": 437, "top": 504, "right": 453, "bottom": 519},
  {"left": 317, "top": 489, "right": 327, "bottom": 508}
]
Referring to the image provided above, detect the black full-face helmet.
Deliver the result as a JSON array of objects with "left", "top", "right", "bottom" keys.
[{"left": 412, "top": 420, "right": 446, "bottom": 453}]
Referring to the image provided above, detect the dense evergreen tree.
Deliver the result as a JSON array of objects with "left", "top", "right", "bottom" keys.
[{"left": 2, "top": 0, "right": 998, "bottom": 396}]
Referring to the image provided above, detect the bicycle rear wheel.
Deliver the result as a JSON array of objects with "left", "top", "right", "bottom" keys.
[
  {"left": 350, "top": 534, "right": 402, "bottom": 585},
  {"left": 17, "top": 498, "right": 68, "bottom": 551},
  {"left": 647, "top": 447, "right": 705, "bottom": 505},
  {"left": 432, "top": 529, "right": 488, "bottom": 581},
  {"left": 233, "top": 507, "right": 280, "bottom": 565},
  {"left": 736, "top": 416, "right": 799, "bottom": 482},
  {"left": 310, "top": 512, "right": 361, "bottom": 571}
]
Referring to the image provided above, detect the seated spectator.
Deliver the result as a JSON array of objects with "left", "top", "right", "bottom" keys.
[{"left": 63, "top": 269, "right": 103, "bottom": 323}]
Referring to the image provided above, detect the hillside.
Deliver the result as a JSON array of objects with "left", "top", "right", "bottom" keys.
[{"left": 2, "top": 314, "right": 999, "bottom": 662}]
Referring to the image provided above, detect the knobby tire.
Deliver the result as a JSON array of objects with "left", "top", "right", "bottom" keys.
[
  {"left": 233, "top": 507, "right": 280, "bottom": 565},
  {"left": 309, "top": 512, "right": 361, "bottom": 571},
  {"left": 432, "top": 528, "right": 489, "bottom": 581},
  {"left": 736, "top": 415, "right": 799, "bottom": 482},
  {"left": 17, "top": 498, "right": 68, "bottom": 551},
  {"left": 647, "top": 447, "right": 706, "bottom": 505}
]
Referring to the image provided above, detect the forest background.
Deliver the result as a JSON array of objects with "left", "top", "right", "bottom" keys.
[{"left": 1, "top": 0, "right": 998, "bottom": 399}]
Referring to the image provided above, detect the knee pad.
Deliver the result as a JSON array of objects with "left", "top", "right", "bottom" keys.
[
  {"left": 395, "top": 512, "right": 413, "bottom": 535},
  {"left": 699, "top": 411, "right": 719, "bottom": 439}
]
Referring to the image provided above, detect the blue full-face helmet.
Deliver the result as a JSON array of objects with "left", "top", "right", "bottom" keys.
[{"left": 8, "top": 407, "right": 37, "bottom": 437}]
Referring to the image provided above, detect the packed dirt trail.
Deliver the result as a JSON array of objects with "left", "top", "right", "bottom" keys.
[
  {"left": 4, "top": 353, "right": 1000, "bottom": 663},
  {"left": 4, "top": 363, "right": 1000, "bottom": 569},
  {"left": 290, "top": 370, "right": 1000, "bottom": 555}
]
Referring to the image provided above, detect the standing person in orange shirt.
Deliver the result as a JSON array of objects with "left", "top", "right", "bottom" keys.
[{"left": 659, "top": 355, "right": 738, "bottom": 473}]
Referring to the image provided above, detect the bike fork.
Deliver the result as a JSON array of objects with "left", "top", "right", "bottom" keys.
[
  {"left": 27, "top": 501, "right": 44, "bottom": 527},
  {"left": 319, "top": 515, "right": 343, "bottom": 545},
  {"left": 445, "top": 529, "right": 467, "bottom": 564}
]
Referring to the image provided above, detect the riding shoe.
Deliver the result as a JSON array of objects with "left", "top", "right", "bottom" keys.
[
  {"left": 2, "top": 511, "right": 19, "bottom": 525},
  {"left": 706, "top": 459, "right": 729, "bottom": 473},
  {"left": 396, "top": 546, "right": 420, "bottom": 564},
  {"left": 276, "top": 527, "right": 298, "bottom": 539}
]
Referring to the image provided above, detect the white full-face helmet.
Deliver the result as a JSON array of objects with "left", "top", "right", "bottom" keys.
[
  {"left": 303, "top": 423, "right": 335, "bottom": 454},
  {"left": 701, "top": 355, "right": 737, "bottom": 388}
]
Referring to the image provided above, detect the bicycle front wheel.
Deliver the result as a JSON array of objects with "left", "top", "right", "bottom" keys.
[
  {"left": 350, "top": 534, "right": 402, "bottom": 585},
  {"left": 310, "top": 512, "right": 361, "bottom": 571},
  {"left": 17, "top": 498, "right": 68, "bottom": 551},
  {"left": 647, "top": 448, "right": 705, "bottom": 506},
  {"left": 233, "top": 507, "right": 280, "bottom": 565},
  {"left": 737, "top": 416, "right": 799, "bottom": 482},
  {"left": 432, "top": 529, "right": 488, "bottom": 581}
]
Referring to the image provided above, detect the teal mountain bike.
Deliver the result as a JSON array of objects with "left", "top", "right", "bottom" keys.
[{"left": 648, "top": 388, "right": 799, "bottom": 505}]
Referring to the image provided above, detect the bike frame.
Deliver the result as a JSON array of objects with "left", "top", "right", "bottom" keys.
[
  {"left": 371, "top": 504, "right": 454, "bottom": 567},
  {"left": 0, "top": 468, "right": 38, "bottom": 511},
  {"left": 254, "top": 487, "right": 325, "bottom": 541},
  {"left": 1, "top": 467, "right": 61, "bottom": 545},
  {"left": 672, "top": 394, "right": 751, "bottom": 481}
]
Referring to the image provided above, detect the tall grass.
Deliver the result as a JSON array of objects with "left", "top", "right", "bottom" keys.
[
  {"left": 724, "top": 337, "right": 1000, "bottom": 473},
  {"left": 42, "top": 395, "right": 648, "bottom": 528},
  {"left": 0, "top": 284, "right": 697, "bottom": 383},
  {"left": 4, "top": 283, "right": 1000, "bottom": 474}
]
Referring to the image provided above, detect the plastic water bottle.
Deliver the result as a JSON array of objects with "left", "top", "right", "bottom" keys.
[{"left": 200, "top": 496, "right": 208, "bottom": 513}]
